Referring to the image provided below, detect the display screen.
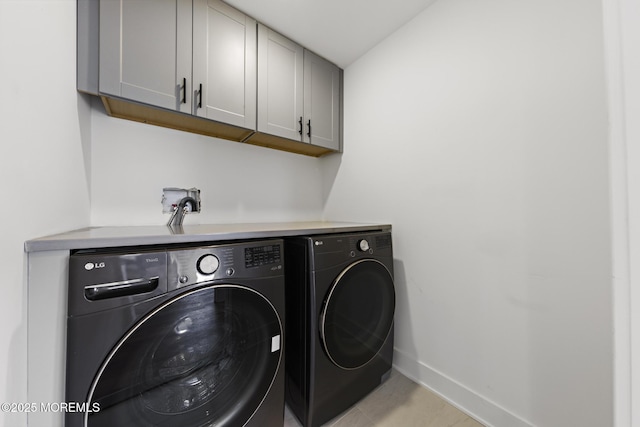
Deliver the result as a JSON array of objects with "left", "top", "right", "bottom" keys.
[{"left": 244, "top": 245, "right": 281, "bottom": 268}]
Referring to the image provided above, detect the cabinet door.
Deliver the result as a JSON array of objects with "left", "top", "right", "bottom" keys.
[
  {"left": 100, "top": 0, "right": 192, "bottom": 113},
  {"left": 193, "top": 0, "right": 257, "bottom": 129},
  {"left": 303, "top": 51, "right": 341, "bottom": 151},
  {"left": 257, "top": 24, "right": 304, "bottom": 141}
]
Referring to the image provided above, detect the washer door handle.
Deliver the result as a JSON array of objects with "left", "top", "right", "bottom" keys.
[{"left": 84, "top": 277, "right": 159, "bottom": 301}]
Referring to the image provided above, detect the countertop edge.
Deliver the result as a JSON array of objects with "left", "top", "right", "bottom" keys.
[{"left": 24, "top": 222, "right": 392, "bottom": 252}]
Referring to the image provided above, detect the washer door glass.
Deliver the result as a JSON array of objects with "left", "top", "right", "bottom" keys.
[
  {"left": 85, "top": 284, "right": 282, "bottom": 427},
  {"left": 320, "top": 259, "right": 395, "bottom": 370}
]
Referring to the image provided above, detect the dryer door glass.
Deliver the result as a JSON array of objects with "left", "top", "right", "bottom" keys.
[
  {"left": 85, "top": 284, "right": 282, "bottom": 427},
  {"left": 320, "top": 259, "right": 395, "bottom": 370}
]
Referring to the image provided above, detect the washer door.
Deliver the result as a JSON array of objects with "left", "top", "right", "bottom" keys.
[
  {"left": 85, "top": 284, "right": 282, "bottom": 427},
  {"left": 319, "top": 259, "right": 395, "bottom": 370}
]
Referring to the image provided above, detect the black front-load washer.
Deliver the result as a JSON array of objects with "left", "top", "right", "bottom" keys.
[
  {"left": 284, "top": 231, "right": 395, "bottom": 427},
  {"left": 65, "top": 239, "right": 285, "bottom": 427}
]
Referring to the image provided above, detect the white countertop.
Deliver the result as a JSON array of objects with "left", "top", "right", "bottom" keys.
[{"left": 24, "top": 221, "right": 392, "bottom": 252}]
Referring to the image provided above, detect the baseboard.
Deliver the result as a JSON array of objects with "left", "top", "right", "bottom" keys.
[{"left": 392, "top": 348, "right": 532, "bottom": 427}]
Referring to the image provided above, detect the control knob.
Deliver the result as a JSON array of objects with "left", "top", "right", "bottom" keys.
[
  {"left": 197, "top": 254, "right": 220, "bottom": 275},
  {"left": 357, "top": 239, "right": 370, "bottom": 252}
]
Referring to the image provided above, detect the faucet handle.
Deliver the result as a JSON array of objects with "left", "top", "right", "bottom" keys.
[{"left": 166, "top": 205, "right": 179, "bottom": 226}]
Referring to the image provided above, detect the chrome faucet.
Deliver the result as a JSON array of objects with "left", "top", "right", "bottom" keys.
[{"left": 167, "top": 197, "right": 198, "bottom": 227}]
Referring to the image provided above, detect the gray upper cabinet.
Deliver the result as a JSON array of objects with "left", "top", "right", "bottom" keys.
[
  {"left": 257, "top": 24, "right": 304, "bottom": 142},
  {"left": 193, "top": 0, "right": 257, "bottom": 129},
  {"left": 98, "top": 0, "right": 256, "bottom": 129},
  {"left": 303, "top": 50, "right": 341, "bottom": 151},
  {"left": 99, "top": 0, "right": 192, "bottom": 113},
  {"left": 256, "top": 24, "right": 341, "bottom": 152},
  {"left": 78, "top": 0, "right": 340, "bottom": 156}
]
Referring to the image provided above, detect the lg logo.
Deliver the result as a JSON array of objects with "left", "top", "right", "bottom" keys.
[{"left": 84, "top": 262, "right": 106, "bottom": 271}]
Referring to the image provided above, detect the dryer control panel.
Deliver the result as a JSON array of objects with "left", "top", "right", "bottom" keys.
[{"left": 309, "top": 231, "right": 393, "bottom": 269}]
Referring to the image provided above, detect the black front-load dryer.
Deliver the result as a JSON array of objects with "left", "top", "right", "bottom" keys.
[
  {"left": 65, "top": 239, "right": 285, "bottom": 427},
  {"left": 284, "top": 231, "right": 395, "bottom": 427}
]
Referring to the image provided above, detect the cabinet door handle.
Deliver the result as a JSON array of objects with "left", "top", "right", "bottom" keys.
[
  {"left": 298, "top": 116, "right": 303, "bottom": 136},
  {"left": 180, "top": 78, "right": 186, "bottom": 104},
  {"left": 307, "top": 119, "right": 311, "bottom": 138},
  {"left": 197, "top": 83, "right": 203, "bottom": 109}
]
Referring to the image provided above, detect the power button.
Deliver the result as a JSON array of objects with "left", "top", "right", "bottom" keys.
[{"left": 197, "top": 254, "right": 220, "bottom": 275}]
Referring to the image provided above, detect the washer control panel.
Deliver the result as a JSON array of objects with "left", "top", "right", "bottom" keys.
[
  {"left": 245, "top": 244, "right": 281, "bottom": 268},
  {"left": 168, "top": 240, "right": 283, "bottom": 290}
]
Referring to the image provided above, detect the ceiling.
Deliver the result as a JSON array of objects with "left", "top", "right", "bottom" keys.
[{"left": 223, "top": 0, "right": 439, "bottom": 68}]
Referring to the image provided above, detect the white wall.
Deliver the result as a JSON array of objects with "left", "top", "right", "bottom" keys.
[
  {"left": 0, "top": 1, "right": 91, "bottom": 426},
  {"left": 602, "top": 0, "right": 632, "bottom": 424},
  {"left": 613, "top": 0, "right": 640, "bottom": 424},
  {"left": 323, "top": 0, "right": 612, "bottom": 426},
  {"left": 89, "top": 101, "right": 325, "bottom": 226}
]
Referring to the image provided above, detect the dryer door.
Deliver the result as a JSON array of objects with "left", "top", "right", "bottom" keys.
[
  {"left": 84, "top": 284, "right": 282, "bottom": 427},
  {"left": 319, "top": 259, "right": 395, "bottom": 370}
]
